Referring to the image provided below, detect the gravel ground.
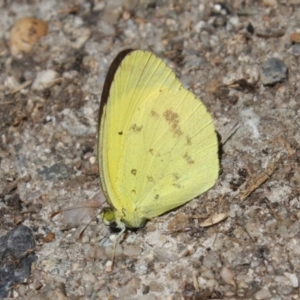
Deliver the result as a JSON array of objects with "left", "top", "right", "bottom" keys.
[{"left": 1, "top": 1, "right": 300, "bottom": 299}]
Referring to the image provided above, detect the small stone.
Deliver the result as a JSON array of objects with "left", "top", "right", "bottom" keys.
[
  {"left": 148, "top": 281, "right": 164, "bottom": 292},
  {"left": 139, "top": 294, "right": 157, "bottom": 300},
  {"left": 69, "top": 27, "right": 91, "bottom": 49},
  {"left": 123, "top": 0, "right": 140, "bottom": 11},
  {"left": 87, "top": 245, "right": 105, "bottom": 259},
  {"left": 37, "top": 163, "right": 68, "bottom": 180},
  {"left": 0, "top": 225, "right": 37, "bottom": 298},
  {"left": 154, "top": 247, "right": 178, "bottom": 263},
  {"left": 167, "top": 213, "right": 189, "bottom": 231},
  {"left": 205, "top": 79, "right": 222, "bottom": 94},
  {"left": 290, "top": 32, "right": 300, "bottom": 43},
  {"left": 203, "top": 251, "right": 221, "bottom": 269},
  {"left": 43, "top": 232, "right": 55, "bottom": 243},
  {"left": 254, "top": 287, "right": 271, "bottom": 299},
  {"left": 116, "top": 278, "right": 139, "bottom": 298},
  {"left": 32, "top": 70, "right": 59, "bottom": 90},
  {"left": 102, "top": 2, "right": 123, "bottom": 24},
  {"left": 247, "top": 22, "right": 255, "bottom": 34},
  {"left": 284, "top": 272, "right": 299, "bottom": 288},
  {"left": 32, "top": 278, "right": 43, "bottom": 290},
  {"left": 122, "top": 244, "right": 142, "bottom": 257},
  {"left": 89, "top": 156, "right": 96, "bottom": 164},
  {"left": 97, "top": 20, "right": 116, "bottom": 36},
  {"left": 262, "top": 0, "right": 277, "bottom": 6},
  {"left": 61, "top": 110, "right": 95, "bottom": 136},
  {"left": 237, "top": 8, "right": 258, "bottom": 16},
  {"left": 220, "top": 266, "right": 235, "bottom": 286},
  {"left": 4, "top": 76, "right": 19, "bottom": 90},
  {"left": 104, "top": 242, "right": 123, "bottom": 258},
  {"left": 42, "top": 282, "right": 68, "bottom": 300},
  {"left": 82, "top": 56, "right": 99, "bottom": 72},
  {"left": 105, "top": 260, "right": 113, "bottom": 272},
  {"left": 261, "top": 57, "right": 288, "bottom": 85}
]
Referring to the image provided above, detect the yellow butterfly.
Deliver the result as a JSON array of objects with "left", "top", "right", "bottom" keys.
[{"left": 98, "top": 49, "right": 219, "bottom": 233}]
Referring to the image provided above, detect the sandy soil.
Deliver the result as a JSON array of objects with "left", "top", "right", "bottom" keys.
[{"left": 1, "top": 1, "right": 300, "bottom": 299}]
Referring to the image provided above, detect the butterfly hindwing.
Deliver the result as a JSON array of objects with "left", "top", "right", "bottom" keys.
[{"left": 99, "top": 50, "right": 219, "bottom": 228}]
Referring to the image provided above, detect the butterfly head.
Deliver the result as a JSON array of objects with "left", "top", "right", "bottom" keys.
[
  {"left": 101, "top": 207, "right": 121, "bottom": 228},
  {"left": 101, "top": 207, "right": 148, "bottom": 229}
]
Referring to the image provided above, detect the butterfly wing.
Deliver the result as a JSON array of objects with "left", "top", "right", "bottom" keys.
[{"left": 99, "top": 50, "right": 219, "bottom": 228}]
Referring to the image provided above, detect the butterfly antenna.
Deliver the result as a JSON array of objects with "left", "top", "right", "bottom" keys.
[
  {"left": 50, "top": 205, "right": 100, "bottom": 219},
  {"left": 78, "top": 209, "right": 101, "bottom": 240}
]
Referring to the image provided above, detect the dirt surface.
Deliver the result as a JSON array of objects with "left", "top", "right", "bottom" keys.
[{"left": 1, "top": 1, "right": 300, "bottom": 299}]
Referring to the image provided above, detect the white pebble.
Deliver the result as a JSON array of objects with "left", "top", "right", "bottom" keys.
[
  {"left": 254, "top": 287, "right": 271, "bottom": 299},
  {"left": 220, "top": 266, "right": 235, "bottom": 286},
  {"left": 284, "top": 272, "right": 299, "bottom": 288},
  {"left": 32, "top": 70, "right": 58, "bottom": 90}
]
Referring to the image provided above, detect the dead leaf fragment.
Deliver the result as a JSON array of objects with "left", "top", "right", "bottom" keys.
[
  {"left": 200, "top": 212, "right": 228, "bottom": 227},
  {"left": 43, "top": 232, "right": 55, "bottom": 243},
  {"left": 241, "top": 154, "right": 281, "bottom": 201},
  {"left": 290, "top": 32, "right": 300, "bottom": 43},
  {"left": 10, "top": 17, "right": 48, "bottom": 56}
]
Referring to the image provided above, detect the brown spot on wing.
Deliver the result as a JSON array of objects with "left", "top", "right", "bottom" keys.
[
  {"left": 130, "top": 123, "right": 143, "bottom": 132},
  {"left": 186, "top": 135, "right": 192, "bottom": 145},
  {"left": 173, "top": 183, "right": 182, "bottom": 189},
  {"left": 173, "top": 173, "right": 180, "bottom": 180},
  {"left": 131, "top": 169, "right": 137, "bottom": 176},
  {"left": 163, "top": 109, "right": 183, "bottom": 137},
  {"left": 183, "top": 152, "right": 195, "bottom": 164},
  {"left": 149, "top": 148, "right": 160, "bottom": 157},
  {"left": 151, "top": 110, "right": 159, "bottom": 118},
  {"left": 147, "top": 176, "right": 154, "bottom": 182}
]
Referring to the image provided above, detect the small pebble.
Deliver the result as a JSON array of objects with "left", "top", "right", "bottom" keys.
[
  {"left": 167, "top": 213, "right": 189, "bottom": 231},
  {"left": 4, "top": 76, "right": 19, "bottom": 90},
  {"left": 139, "top": 294, "right": 157, "bottom": 300},
  {"left": 247, "top": 22, "right": 255, "bottom": 34},
  {"left": 122, "top": 244, "right": 142, "bottom": 257},
  {"left": 220, "top": 266, "right": 235, "bottom": 286},
  {"left": 104, "top": 243, "right": 123, "bottom": 258},
  {"left": 105, "top": 260, "right": 113, "bottom": 273},
  {"left": 69, "top": 27, "right": 91, "bottom": 49},
  {"left": 254, "top": 287, "right": 272, "bottom": 299},
  {"left": 32, "top": 278, "right": 43, "bottom": 290},
  {"left": 284, "top": 272, "right": 299, "bottom": 288},
  {"left": 148, "top": 281, "right": 164, "bottom": 292},
  {"left": 89, "top": 156, "right": 96, "bottom": 164},
  {"left": 290, "top": 32, "right": 300, "bottom": 43},
  {"left": 98, "top": 20, "right": 116, "bottom": 36},
  {"left": 32, "top": 70, "right": 58, "bottom": 90},
  {"left": 261, "top": 57, "right": 288, "bottom": 85},
  {"left": 291, "top": 44, "right": 300, "bottom": 57},
  {"left": 262, "top": 0, "right": 278, "bottom": 6},
  {"left": 154, "top": 247, "right": 178, "bottom": 263},
  {"left": 116, "top": 278, "right": 139, "bottom": 298},
  {"left": 43, "top": 232, "right": 55, "bottom": 243}
]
